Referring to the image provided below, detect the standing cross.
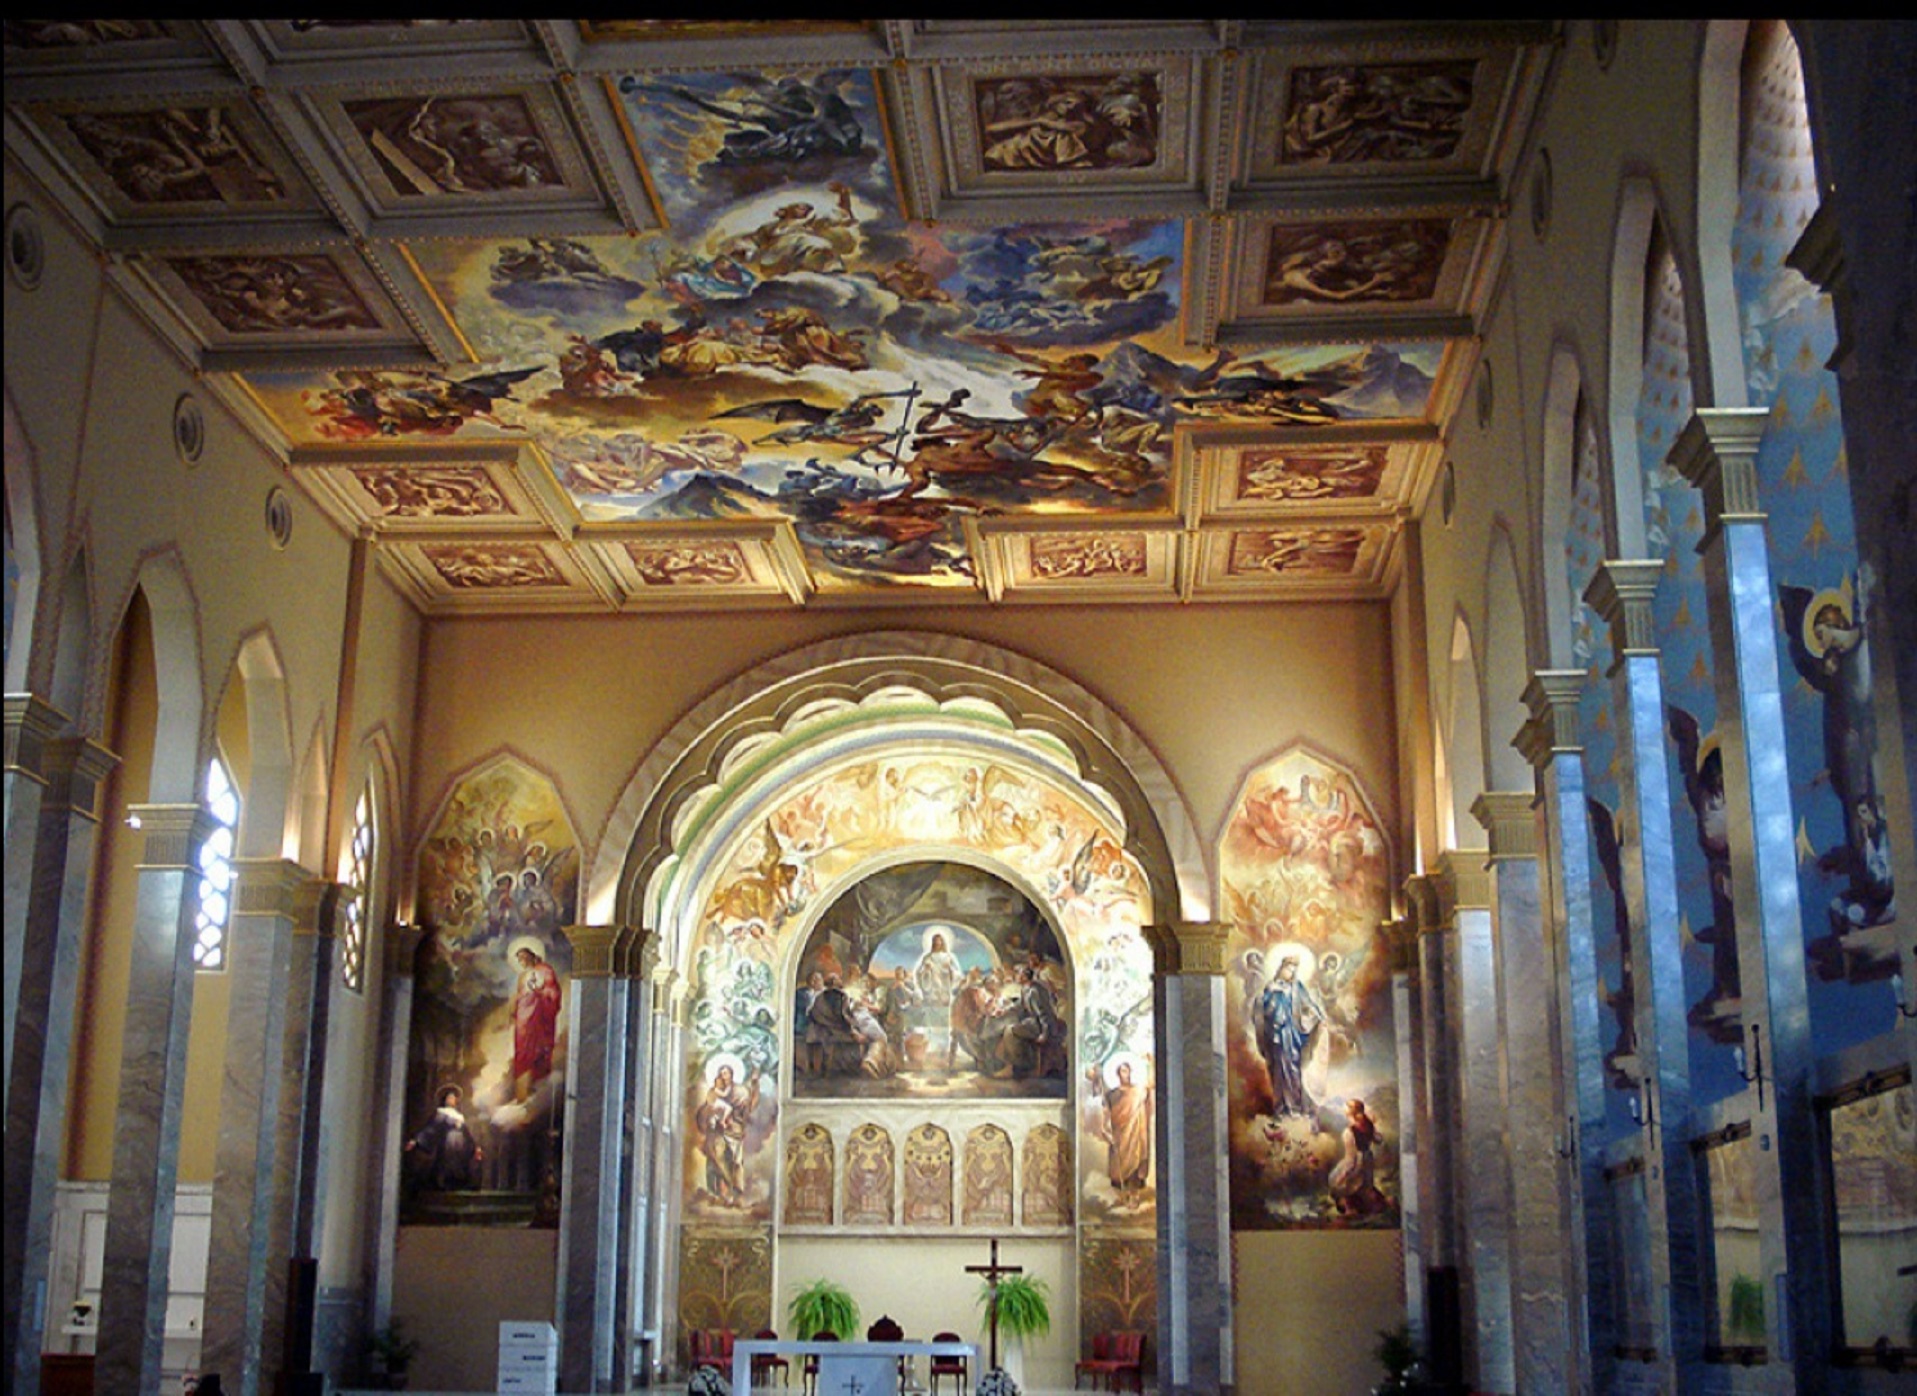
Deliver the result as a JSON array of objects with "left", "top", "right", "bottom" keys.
[{"left": 964, "top": 1238, "right": 1024, "bottom": 1372}]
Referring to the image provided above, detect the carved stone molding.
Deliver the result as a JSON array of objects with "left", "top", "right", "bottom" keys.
[
  {"left": 613, "top": 923, "right": 655, "bottom": 979},
  {"left": 386, "top": 921, "right": 430, "bottom": 977},
  {"left": 1670, "top": 408, "right": 1769, "bottom": 542},
  {"left": 1583, "top": 560, "right": 1661, "bottom": 668},
  {"left": 1144, "top": 921, "right": 1230, "bottom": 975},
  {"left": 1402, "top": 873, "right": 1442, "bottom": 934},
  {"left": 1784, "top": 203, "right": 1845, "bottom": 297},
  {"left": 1383, "top": 917, "right": 1418, "bottom": 975},
  {"left": 3, "top": 692, "right": 71, "bottom": 783},
  {"left": 1520, "top": 670, "right": 1584, "bottom": 761},
  {"left": 130, "top": 802, "right": 222, "bottom": 872},
  {"left": 232, "top": 856, "right": 313, "bottom": 919},
  {"left": 290, "top": 879, "right": 353, "bottom": 939},
  {"left": 44, "top": 736, "right": 120, "bottom": 819},
  {"left": 1471, "top": 791, "right": 1538, "bottom": 860},
  {"left": 1432, "top": 850, "right": 1491, "bottom": 919},
  {"left": 566, "top": 923, "right": 621, "bottom": 979}
]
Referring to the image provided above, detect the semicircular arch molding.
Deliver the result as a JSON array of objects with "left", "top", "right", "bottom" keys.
[{"left": 595, "top": 631, "right": 1206, "bottom": 936}]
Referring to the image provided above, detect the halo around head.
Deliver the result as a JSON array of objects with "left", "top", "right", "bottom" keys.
[
  {"left": 1801, "top": 583, "right": 1853, "bottom": 658},
  {"left": 508, "top": 935, "right": 547, "bottom": 965}
]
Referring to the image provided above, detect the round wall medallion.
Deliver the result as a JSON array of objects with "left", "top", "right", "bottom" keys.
[
  {"left": 265, "top": 487, "right": 294, "bottom": 551},
  {"left": 1592, "top": 19, "right": 1620, "bottom": 71},
  {"left": 1476, "top": 361, "right": 1495, "bottom": 430},
  {"left": 1530, "top": 149, "right": 1554, "bottom": 242},
  {"left": 173, "top": 394, "right": 206, "bottom": 465},
  {"left": 5, "top": 203, "right": 45, "bottom": 290},
  {"left": 1440, "top": 461, "right": 1458, "bottom": 527}
]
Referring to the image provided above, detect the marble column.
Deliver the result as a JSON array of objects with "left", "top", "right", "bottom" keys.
[
  {"left": 4, "top": 726, "right": 116, "bottom": 1392},
  {"left": 1472, "top": 791, "right": 1572, "bottom": 1393},
  {"left": 4, "top": 693, "right": 68, "bottom": 1106},
  {"left": 262, "top": 878, "right": 347, "bottom": 1390},
  {"left": 1431, "top": 853, "right": 1515, "bottom": 1394},
  {"left": 1402, "top": 876, "right": 1456, "bottom": 1270},
  {"left": 201, "top": 857, "right": 309, "bottom": 1396},
  {"left": 612, "top": 933, "right": 660, "bottom": 1390},
  {"left": 366, "top": 923, "right": 427, "bottom": 1333},
  {"left": 557, "top": 925, "right": 646, "bottom": 1394},
  {"left": 1384, "top": 918, "right": 1426, "bottom": 1346},
  {"left": 1145, "top": 921, "right": 1233, "bottom": 1396},
  {"left": 1673, "top": 410, "right": 1837, "bottom": 1378},
  {"left": 1584, "top": 562, "right": 1707, "bottom": 1391},
  {"left": 96, "top": 801, "right": 220, "bottom": 1396},
  {"left": 1520, "top": 672, "right": 1611, "bottom": 1394}
]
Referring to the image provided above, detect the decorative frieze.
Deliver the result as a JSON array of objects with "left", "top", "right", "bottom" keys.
[
  {"left": 1583, "top": 560, "right": 1662, "bottom": 668},
  {"left": 566, "top": 923, "right": 621, "bottom": 978},
  {"left": 130, "top": 802, "right": 221, "bottom": 871},
  {"left": 1669, "top": 409, "right": 1769, "bottom": 542},
  {"left": 1432, "top": 851, "right": 1492, "bottom": 919},
  {"left": 232, "top": 857, "right": 313, "bottom": 918},
  {"left": 1471, "top": 792, "right": 1539, "bottom": 861}
]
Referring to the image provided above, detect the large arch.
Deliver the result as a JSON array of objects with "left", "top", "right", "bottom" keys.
[
  {"left": 1537, "top": 340, "right": 1590, "bottom": 668},
  {"left": 1480, "top": 522, "right": 1534, "bottom": 791},
  {"left": 3, "top": 385, "right": 43, "bottom": 695}
]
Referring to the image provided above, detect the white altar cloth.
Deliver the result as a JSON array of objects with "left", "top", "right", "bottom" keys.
[{"left": 730, "top": 1337, "right": 978, "bottom": 1396}]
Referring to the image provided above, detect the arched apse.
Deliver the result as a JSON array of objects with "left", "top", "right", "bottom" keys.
[
  {"left": 615, "top": 633, "right": 1200, "bottom": 1375},
  {"left": 1537, "top": 342, "right": 1588, "bottom": 668},
  {"left": 1481, "top": 524, "right": 1533, "bottom": 792},
  {"left": 3, "top": 385, "right": 42, "bottom": 694},
  {"left": 594, "top": 630, "right": 1206, "bottom": 934},
  {"left": 1446, "top": 611, "right": 1490, "bottom": 844}
]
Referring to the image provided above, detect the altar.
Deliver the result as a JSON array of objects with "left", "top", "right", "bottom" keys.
[{"left": 731, "top": 1336, "right": 978, "bottom": 1396}]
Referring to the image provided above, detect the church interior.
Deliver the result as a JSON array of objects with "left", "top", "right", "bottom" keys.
[{"left": 4, "top": 18, "right": 1914, "bottom": 1396}]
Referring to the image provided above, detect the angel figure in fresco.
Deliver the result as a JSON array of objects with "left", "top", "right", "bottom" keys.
[
  {"left": 721, "top": 181, "right": 861, "bottom": 278},
  {"left": 1780, "top": 581, "right": 1896, "bottom": 935},
  {"left": 1668, "top": 705, "right": 1742, "bottom": 1036},
  {"left": 510, "top": 945, "right": 562, "bottom": 1103},
  {"left": 694, "top": 1063, "right": 762, "bottom": 1208},
  {"left": 648, "top": 73, "right": 864, "bottom": 166}
]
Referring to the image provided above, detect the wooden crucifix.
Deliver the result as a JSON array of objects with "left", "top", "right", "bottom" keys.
[{"left": 964, "top": 1238, "right": 1023, "bottom": 1372}]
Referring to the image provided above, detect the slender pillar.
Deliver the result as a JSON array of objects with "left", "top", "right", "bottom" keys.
[
  {"left": 1520, "top": 673, "right": 1611, "bottom": 1394},
  {"left": 1430, "top": 853, "right": 1515, "bottom": 1393},
  {"left": 1473, "top": 792, "right": 1572, "bottom": 1393},
  {"left": 612, "top": 933, "right": 659, "bottom": 1390},
  {"left": 201, "top": 857, "right": 308, "bottom": 1396},
  {"left": 4, "top": 726, "right": 116, "bottom": 1392},
  {"left": 366, "top": 923, "right": 427, "bottom": 1334},
  {"left": 1385, "top": 918, "right": 1425, "bottom": 1347},
  {"left": 1584, "top": 562, "right": 1707, "bottom": 1391},
  {"left": 557, "top": 925, "right": 647, "bottom": 1393},
  {"left": 96, "top": 801, "right": 220, "bottom": 1396},
  {"left": 1674, "top": 410, "right": 1837, "bottom": 1378},
  {"left": 4, "top": 694, "right": 68, "bottom": 1105},
  {"left": 1146, "top": 921, "right": 1233, "bottom": 1396}
]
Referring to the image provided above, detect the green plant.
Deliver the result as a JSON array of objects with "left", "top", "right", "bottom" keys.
[
  {"left": 1727, "top": 1274, "right": 1765, "bottom": 1340},
  {"left": 1372, "top": 1323, "right": 1421, "bottom": 1394},
  {"left": 978, "top": 1274, "right": 1052, "bottom": 1340},
  {"left": 365, "top": 1318, "right": 420, "bottom": 1387},
  {"left": 788, "top": 1277, "right": 860, "bottom": 1340}
]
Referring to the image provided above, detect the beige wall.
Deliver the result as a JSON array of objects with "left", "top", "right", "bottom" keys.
[{"left": 392, "top": 1228, "right": 557, "bottom": 1390}]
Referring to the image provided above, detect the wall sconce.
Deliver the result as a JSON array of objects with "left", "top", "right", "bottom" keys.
[
  {"left": 1627, "top": 1084, "right": 1657, "bottom": 1143},
  {"left": 1554, "top": 1114, "right": 1578, "bottom": 1161},
  {"left": 1732, "top": 1022, "right": 1767, "bottom": 1110}
]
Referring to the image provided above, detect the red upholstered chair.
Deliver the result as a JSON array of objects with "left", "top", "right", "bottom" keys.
[
  {"left": 928, "top": 1330, "right": 970, "bottom": 1395},
  {"left": 1076, "top": 1330, "right": 1146, "bottom": 1392},
  {"left": 691, "top": 1327, "right": 736, "bottom": 1373},
  {"left": 867, "top": 1314, "right": 907, "bottom": 1381},
  {"left": 1075, "top": 1330, "right": 1115, "bottom": 1389},
  {"left": 751, "top": 1328, "right": 789, "bottom": 1390}
]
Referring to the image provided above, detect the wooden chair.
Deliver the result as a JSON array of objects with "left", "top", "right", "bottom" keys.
[
  {"left": 750, "top": 1327, "right": 789, "bottom": 1390},
  {"left": 867, "top": 1315, "right": 906, "bottom": 1382},
  {"left": 691, "top": 1327, "right": 736, "bottom": 1374},
  {"left": 928, "top": 1330, "right": 970, "bottom": 1395},
  {"left": 1075, "top": 1329, "right": 1145, "bottom": 1392},
  {"left": 802, "top": 1328, "right": 837, "bottom": 1396}
]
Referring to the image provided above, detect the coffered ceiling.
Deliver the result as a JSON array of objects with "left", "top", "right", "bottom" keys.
[{"left": 4, "top": 20, "right": 1555, "bottom": 612}]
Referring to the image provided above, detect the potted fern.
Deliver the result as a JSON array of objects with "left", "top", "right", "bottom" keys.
[
  {"left": 977, "top": 1273, "right": 1051, "bottom": 1391},
  {"left": 364, "top": 1318, "right": 420, "bottom": 1390},
  {"left": 788, "top": 1277, "right": 860, "bottom": 1341}
]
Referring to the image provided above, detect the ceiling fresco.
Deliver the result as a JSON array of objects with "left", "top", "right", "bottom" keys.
[{"left": 4, "top": 20, "right": 1555, "bottom": 610}]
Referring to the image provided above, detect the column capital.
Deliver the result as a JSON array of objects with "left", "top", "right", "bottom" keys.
[
  {"left": 1520, "top": 670, "right": 1586, "bottom": 756},
  {"left": 1670, "top": 408, "right": 1770, "bottom": 537},
  {"left": 1471, "top": 792, "right": 1539, "bottom": 860},
  {"left": 44, "top": 734, "right": 120, "bottom": 818},
  {"left": 290, "top": 878, "right": 353, "bottom": 938},
  {"left": 614, "top": 924, "right": 655, "bottom": 978},
  {"left": 129, "top": 802, "right": 223, "bottom": 871},
  {"left": 3, "top": 691, "right": 72, "bottom": 782},
  {"left": 1402, "top": 873, "right": 1442, "bottom": 932},
  {"left": 386, "top": 921, "right": 431, "bottom": 977},
  {"left": 232, "top": 856, "right": 314, "bottom": 919},
  {"left": 565, "top": 924, "right": 621, "bottom": 978},
  {"left": 1432, "top": 850, "right": 1492, "bottom": 919},
  {"left": 1143, "top": 921, "right": 1231, "bottom": 975},
  {"left": 1784, "top": 203, "right": 1845, "bottom": 297},
  {"left": 1382, "top": 917, "right": 1418, "bottom": 974},
  {"left": 1584, "top": 560, "right": 1662, "bottom": 668}
]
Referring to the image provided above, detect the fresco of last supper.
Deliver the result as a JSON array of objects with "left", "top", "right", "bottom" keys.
[{"left": 240, "top": 64, "right": 1444, "bottom": 595}]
